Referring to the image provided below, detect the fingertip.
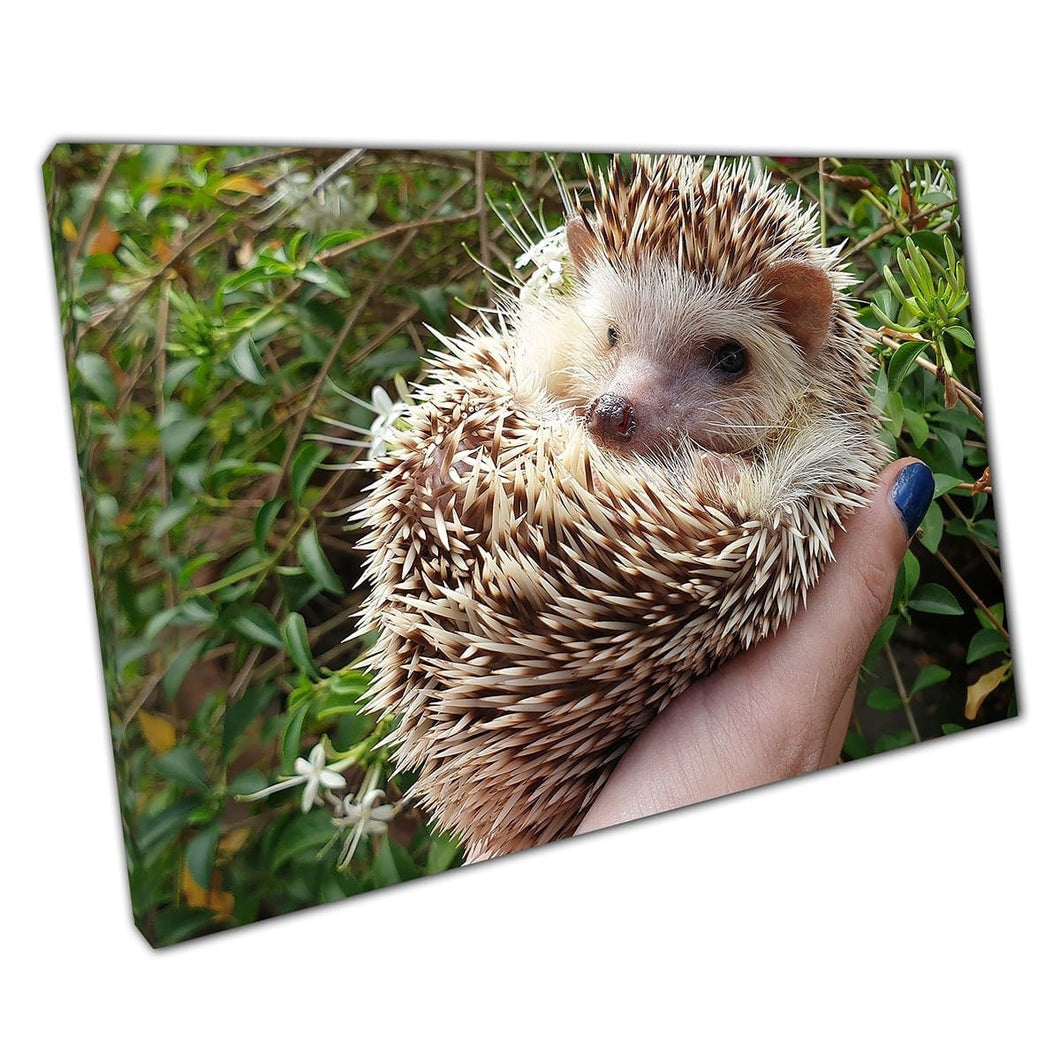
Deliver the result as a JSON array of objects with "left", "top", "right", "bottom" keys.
[{"left": 888, "top": 459, "right": 935, "bottom": 540}]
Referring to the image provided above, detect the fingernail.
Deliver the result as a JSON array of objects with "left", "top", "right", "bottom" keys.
[{"left": 890, "top": 461, "right": 934, "bottom": 538}]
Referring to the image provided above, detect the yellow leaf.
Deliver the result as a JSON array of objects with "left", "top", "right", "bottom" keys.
[
  {"left": 217, "top": 174, "right": 268, "bottom": 196},
  {"left": 61, "top": 216, "right": 78, "bottom": 241},
  {"left": 88, "top": 216, "right": 120, "bottom": 256},
  {"left": 138, "top": 711, "right": 177, "bottom": 754},
  {"left": 180, "top": 863, "right": 235, "bottom": 918},
  {"left": 218, "top": 827, "right": 251, "bottom": 855},
  {"left": 965, "top": 662, "right": 1011, "bottom": 720}
]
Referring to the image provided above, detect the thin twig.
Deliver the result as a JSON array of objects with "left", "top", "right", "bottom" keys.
[{"left": 883, "top": 642, "right": 921, "bottom": 742}]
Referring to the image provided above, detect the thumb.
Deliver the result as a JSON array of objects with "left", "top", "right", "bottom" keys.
[{"left": 576, "top": 458, "right": 934, "bottom": 833}]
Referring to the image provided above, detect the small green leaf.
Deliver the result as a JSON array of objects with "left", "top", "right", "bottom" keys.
[
  {"left": 867, "top": 687, "right": 903, "bottom": 712},
  {"left": 873, "top": 731, "right": 916, "bottom": 753},
  {"left": 916, "top": 501, "right": 943, "bottom": 554},
  {"left": 254, "top": 498, "right": 283, "bottom": 553},
  {"left": 975, "top": 603, "right": 1005, "bottom": 630},
  {"left": 151, "top": 908, "right": 217, "bottom": 948},
  {"left": 296, "top": 526, "right": 344, "bottom": 595},
  {"left": 153, "top": 744, "right": 210, "bottom": 791},
  {"left": 967, "top": 627, "right": 1009, "bottom": 664},
  {"left": 908, "top": 583, "right": 963, "bottom": 616},
  {"left": 160, "top": 411, "right": 206, "bottom": 463},
  {"left": 910, "top": 664, "right": 951, "bottom": 696},
  {"left": 887, "top": 341, "right": 928, "bottom": 388},
  {"left": 843, "top": 730, "right": 870, "bottom": 759},
  {"left": 230, "top": 604, "right": 285, "bottom": 649},
  {"left": 940, "top": 723, "right": 965, "bottom": 736},
  {"left": 74, "top": 352, "right": 117, "bottom": 408},
  {"left": 186, "top": 823, "right": 220, "bottom": 889},
  {"left": 280, "top": 696, "right": 313, "bottom": 772},
  {"left": 932, "top": 473, "right": 965, "bottom": 498},
  {"left": 291, "top": 443, "right": 329, "bottom": 507},
  {"left": 162, "top": 637, "right": 206, "bottom": 702},
  {"left": 152, "top": 499, "right": 195, "bottom": 540},
  {"left": 283, "top": 612, "right": 319, "bottom": 678},
  {"left": 222, "top": 685, "right": 276, "bottom": 759},
  {"left": 228, "top": 333, "right": 267, "bottom": 384},
  {"left": 903, "top": 408, "right": 930, "bottom": 450},
  {"left": 944, "top": 324, "right": 975, "bottom": 348}
]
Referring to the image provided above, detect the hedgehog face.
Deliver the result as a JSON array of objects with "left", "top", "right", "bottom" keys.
[{"left": 522, "top": 245, "right": 837, "bottom": 469}]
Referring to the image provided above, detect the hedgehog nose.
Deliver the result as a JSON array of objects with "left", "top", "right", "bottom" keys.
[{"left": 587, "top": 392, "right": 637, "bottom": 443}]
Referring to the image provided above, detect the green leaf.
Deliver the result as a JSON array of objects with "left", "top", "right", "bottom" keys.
[
  {"left": 843, "top": 730, "right": 870, "bottom": 760},
  {"left": 280, "top": 696, "right": 313, "bottom": 772},
  {"left": 932, "top": 473, "right": 965, "bottom": 498},
  {"left": 228, "top": 333, "right": 267, "bottom": 384},
  {"left": 74, "top": 352, "right": 117, "bottom": 408},
  {"left": 222, "top": 686, "right": 275, "bottom": 759},
  {"left": 152, "top": 498, "right": 195, "bottom": 539},
  {"left": 254, "top": 498, "right": 283, "bottom": 553},
  {"left": 291, "top": 442, "right": 329, "bottom": 507},
  {"left": 867, "top": 687, "right": 903, "bottom": 712},
  {"left": 186, "top": 823, "right": 220, "bottom": 889},
  {"left": 230, "top": 604, "right": 285, "bottom": 649},
  {"left": 162, "top": 637, "right": 206, "bottom": 702},
  {"left": 298, "top": 263, "right": 351, "bottom": 297},
  {"left": 296, "top": 526, "right": 344, "bottom": 595},
  {"left": 934, "top": 428, "right": 965, "bottom": 477},
  {"left": 917, "top": 501, "right": 943, "bottom": 553},
  {"left": 908, "top": 583, "right": 963, "bottom": 616},
  {"left": 283, "top": 612, "right": 319, "bottom": 678},
  {"left": 944, "top": 324, "right": 975, "bottom": 348},
  {"left": 137, "top": 797, "right": 203, "bottom": 859},
  {"left": 887, "top": 341, "right": 928, "bottom": 388},
  {"left": 865, "top": 613, "right": 898, "bottom": 664},
  {"left": 160, "top": 410, "right": 206, "bottom": 463},
  {"left": 874, "top": 731, "right": 916, "bottom": 753},
  {"left": 910, "top": 664, "right": 951, "bottom": 695},
  {"left": 269, "top": 813, "right": 336, "bottom": 871},
  {"left": 153, "top": 744, "right": 210, "bottom": 791},
  {"left": 967, "top": 627, "right": 1009, "bottom": 664},
  {"left": 151, "top": 907, "right": 217, "bottom": 948},
  {"left": 940, "top": 723, "right": 965, "bottom": 736},
  {"left": 903, "top": 408, "right": 930, "bottom": 449}
]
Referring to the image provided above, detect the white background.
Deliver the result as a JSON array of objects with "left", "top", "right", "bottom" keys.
[{"left": 3, "top": 6, "right": 1055, "bottom": 1057}]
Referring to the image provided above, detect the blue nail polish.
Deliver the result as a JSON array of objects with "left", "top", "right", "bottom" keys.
[{"left": 891, "top": 461, "right": 934, "bottom": 538}]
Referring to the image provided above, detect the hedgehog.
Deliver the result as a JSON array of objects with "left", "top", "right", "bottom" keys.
[{"left": 354, "top": 154, "right": 887, "bottom": 860}]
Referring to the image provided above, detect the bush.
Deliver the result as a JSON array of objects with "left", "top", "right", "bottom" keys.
[{"left": 44, "top": 146, "right": 1012, "bottom": 946}]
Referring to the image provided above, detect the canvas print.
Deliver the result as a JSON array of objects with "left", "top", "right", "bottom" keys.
[{"left": 43, "top": 146, "right": 1015, "bottom": 946}]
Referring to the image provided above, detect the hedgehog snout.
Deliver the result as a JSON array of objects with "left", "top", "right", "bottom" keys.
[{"left": 587, "top": 392, "right": 638, "bottom": 443}]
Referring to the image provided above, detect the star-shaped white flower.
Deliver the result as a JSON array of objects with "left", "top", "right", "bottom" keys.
[
  {"left": 367, "top": 380, "right": 413, "bottom": 459},
  {"left": 236, "top": 740, "right": 348, "bottom": 813},
  {"left": 335, "top": 788, "right": 397, "bottom": 868},
  {"left": 294, "top": 742, "right": 348, "bottom": 813}
]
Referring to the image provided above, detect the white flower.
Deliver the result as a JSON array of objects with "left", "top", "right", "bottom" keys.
[
  {"left": 237, "top": 740, "right": 347, "bottom": 813},
  {"left": 294, "top": 742, "right": 348, "bottom": 813},
  {"left": 335, "top": 788, "right": 397, "bottom": 868},
  {"left": 515, "top": 226, "right": 570, "bottom": 304},
  {"left": 367, "top": 379, "right": 413, "bottom": 459}
]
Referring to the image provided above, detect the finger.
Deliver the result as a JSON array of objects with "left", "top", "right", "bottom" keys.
[{"left": 577, "top": 458, "right": 933, "bottom": 833}]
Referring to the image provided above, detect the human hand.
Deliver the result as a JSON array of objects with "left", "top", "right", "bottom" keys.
[{"left": 574, "top": 457, "right": 935, "bottom": 835}]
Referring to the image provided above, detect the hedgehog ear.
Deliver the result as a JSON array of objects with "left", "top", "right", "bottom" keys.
[
  {"left": 760, "top": 260, "right": 834, "bottom": 361},
  {"left": 566, "top": 217, "right": 599, "bottom": 277}
]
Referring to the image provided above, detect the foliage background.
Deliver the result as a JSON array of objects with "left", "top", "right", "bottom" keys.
[{"left": 44, "top": 146, "right": 1014, "bottom": 947}]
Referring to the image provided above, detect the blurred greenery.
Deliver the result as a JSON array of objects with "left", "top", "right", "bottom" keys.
[{"left": 44, "top": 146, "right": 1012, "bottom": 946}]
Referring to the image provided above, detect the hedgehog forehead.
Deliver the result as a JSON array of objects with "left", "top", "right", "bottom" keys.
[
  {"left": 578, "top": 257, "right": 774, "bottom": 353},
  {"left": 583, "top": 155, "right": 820, "bottom": 287}
]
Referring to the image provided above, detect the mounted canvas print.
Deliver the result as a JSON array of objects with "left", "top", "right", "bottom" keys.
[{"left": 44, "top": 146, "right": 1015, "bottom": 946}]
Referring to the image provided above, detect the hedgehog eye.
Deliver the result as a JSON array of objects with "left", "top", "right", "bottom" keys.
[
  {"left": 710, "top": 342, "right": 748, "bottom": 379},
  {"left": 606, "top": 324, "right": 619, "bottom": 347}
]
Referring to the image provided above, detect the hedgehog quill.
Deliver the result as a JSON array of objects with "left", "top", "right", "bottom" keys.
[{"left": 355, "top": 155, "right": 887, "bottom": 859}]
